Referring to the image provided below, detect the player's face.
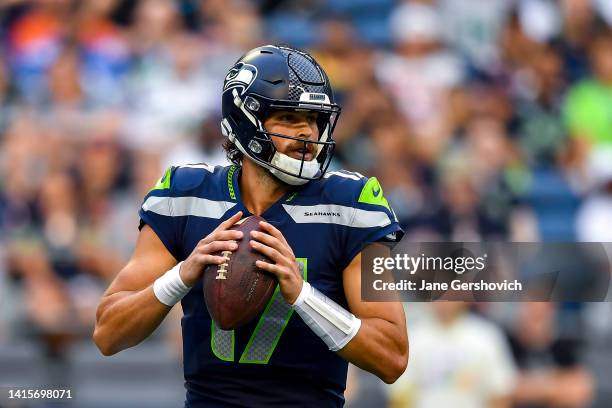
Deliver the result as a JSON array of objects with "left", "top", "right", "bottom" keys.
[{"left": 264, "top": 110, "right": 320, "bottom": 161}]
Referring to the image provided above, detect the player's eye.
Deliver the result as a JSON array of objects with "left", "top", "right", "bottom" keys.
[
  {"left": 275, "top": 112, "right": 317, "bottom": 125},
  {"left": 306, "top": 114, "right": 318, "bottom": 124}
]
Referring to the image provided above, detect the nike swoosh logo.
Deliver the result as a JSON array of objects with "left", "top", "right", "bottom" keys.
[{"left": 373, "top": 187, "right": 381, "bottom": 197}]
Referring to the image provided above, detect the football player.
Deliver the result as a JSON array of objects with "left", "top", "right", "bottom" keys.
[{"left": 94, "top": 45, "right": 408, "bottom": 407}]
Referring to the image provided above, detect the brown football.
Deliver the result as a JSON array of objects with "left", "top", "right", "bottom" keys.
[{"left": 203, "top": 215, "right": 276, "bottom": 330}]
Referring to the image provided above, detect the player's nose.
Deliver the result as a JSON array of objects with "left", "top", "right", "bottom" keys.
[{"left": 296, "top": 121, "right": 316, "bottom": 140}]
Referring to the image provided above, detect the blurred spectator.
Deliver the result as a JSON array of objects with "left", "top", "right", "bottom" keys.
[
  {"left": 438, "top": 0, "right": 511, "bottom": 75},
  {"left": 161, "top": 114, "right": 228, "bottom": 169},
  {"left": 407, "top": 114, "right": 530, "bottom": 240},
  {"left": 5, "top": 0, "right": 69, "bottom": 105},
  {"left": 370, "top": 120, "right": 424, "bottom": 225},
  {"left": 130, "top": 0, "right": 182, "bottom": 57},
  {"left": 575, "top": 149, "right": 612, "bottom": 241},
  {"left": 0, "top": 109, "right": 133, "bottom": 350},
  {"left": 564, "top": 26, "right": 612, "bottom": 191},
  {"left": 378, "top": 0, "right": 465, "bottom": 165},
  {"left": 508, "top": 303, "right": 594, "bottom": 408},
  {"left": 388, "top": 302, "right": 516, "bottom": 408},
  {"left": 39, "top": 45, "right": 91, "bottom": 147},
  {"left": 498, "top": 18, "right": 528, "bottom": 72},
  {"left": 1, "top": 114, "right": 76, "bottom": 349},
  {"left": 75, "top": 0, "right": 130, "bottom": 107},
  {"left": 516, "top": 0, "right": 561, "bottom": 44},
  {"left": 198, "top": 0, "right": 263, "bottom": 51},
  {"left": 332, "top": 81, "right": 405, "bottom": 172},
  {"left": 76, "top": 114, "right": 134, "bottom": 280},
  {"left": 595, "top": 0, "right": 612, "bottom": 26},
  {"left": 511, "top": 41, "right": 567, "bottom": 167},
  {"left": 564, "top": 26, "right": 612, "bottom": 148},
  {"left": 0, "top": 56, "right": 12, "bottom": 134},
  {"left": 123, "top": 31, "right": 217, "bottom": 152},
  {"left": 558, "top": 0, "right": 598, "bottom": 82},
  {"left": 312, "top": 18, "right": 372, "bottom": 100}
]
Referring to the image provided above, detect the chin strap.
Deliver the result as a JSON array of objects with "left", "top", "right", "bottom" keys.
[{"left": 269, "top": 152, "right": 319, "bottom": 185}]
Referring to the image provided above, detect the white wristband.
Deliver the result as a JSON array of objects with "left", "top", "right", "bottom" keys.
[
  {"left": 291, "top": 281, "right": 311, "bottom": 307},
  {"left": 291, "top": 281, "right": 362, "bottom": 351},
  {"left": 153, "top": 261, "right": 190, "bottom": 306}
]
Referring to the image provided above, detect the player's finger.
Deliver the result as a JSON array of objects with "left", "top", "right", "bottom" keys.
[
  {"left": 197, "top": 254, "right": 228, "bottom": 266},
  {"left": 216, "top": 211, "right": 243, "bottom": 232},
  {"left": 201, "top": 240, "right": 238, "bottom": 255},
  {"left": 254, "top": 260, "right": 281, "bottom": 277},
  {"left": 258, "top": 221, "right": 286, "bottom": 243},
  {"left": 249, "top": 230, "right": 291, "bottom": 257},
  {"left": 201, "top": 216, "right": 244, "bottom": 244},
  {"left": 250, "top": 240, "right": 283, "bottom": 263},
  {"left": 207, "top": 229, "right": 243, "bottom": 243},
  {"left": 258, "top": 221, "right": 292, "bottom": 252}
]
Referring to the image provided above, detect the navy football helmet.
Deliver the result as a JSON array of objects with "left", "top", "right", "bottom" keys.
[{"left": 221, "top": 45, "right": 341, "bottom": 185}]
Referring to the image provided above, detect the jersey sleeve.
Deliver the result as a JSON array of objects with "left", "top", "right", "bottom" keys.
[
  {"left": 138, "top": 166, "right": 186, "bottom": 261},
  {"left": 340, "top": 176, "right": 403, "bottom": 269}
]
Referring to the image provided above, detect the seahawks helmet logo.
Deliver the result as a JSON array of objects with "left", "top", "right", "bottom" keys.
[{"left": 224, "top": 63, "right": 258, "bottom": 96}]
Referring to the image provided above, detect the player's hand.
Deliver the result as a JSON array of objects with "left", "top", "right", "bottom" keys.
[
  {"left": 250, "top": 221, "right": 302, "bottom": 304},
  {"left": 179, "top": 211, "right": 244, "bottom": 287}
]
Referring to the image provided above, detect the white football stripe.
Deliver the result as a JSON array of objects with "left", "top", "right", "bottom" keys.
[
  {"left": 282, "top": 204, "right": 391, "bottom": 228},
  {"left": 142, "top": 196, "right": 236, "bottom": 218}
]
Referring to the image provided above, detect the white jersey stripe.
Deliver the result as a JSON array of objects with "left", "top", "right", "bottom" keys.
[
  {"left": 142, "top": 196, "right": 236, "bottom": 218},
  {"left": 178, "top": 163, "right": 216, "bottom": 172},
  {"left": 282, "top": 204, "right": 391, "bottom": 228},
  {"left": 323, "top": 171, "right": 363, "bottom": 181}
]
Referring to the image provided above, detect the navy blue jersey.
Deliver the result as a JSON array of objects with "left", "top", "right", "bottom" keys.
[{"left": 139, "top": 164, "right": 402, "bottom": 408}]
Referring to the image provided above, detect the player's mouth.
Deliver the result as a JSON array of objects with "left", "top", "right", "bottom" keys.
[{"left": 288, "top": 147, "right": 314, "bottom": 161}]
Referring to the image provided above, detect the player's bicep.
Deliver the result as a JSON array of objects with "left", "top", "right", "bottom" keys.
[
  {"left": 103, "top": 224, "right": 178, "bottom": 296},
  {"left": 342, "top": 251, "right": 405, "bottom": 325}
]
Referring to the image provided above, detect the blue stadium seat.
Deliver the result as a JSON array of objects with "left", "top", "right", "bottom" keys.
[
  {"left": 354, "top": 17, "right": 392, "bottom": 47},
  {"left": 265, "top": 13, "right": 319, "bottom": 48},
  {"left": 525, "top": 167, "right": 580, "bottom": 240},
  {"left": 0, "top": 342, "right": 45, "bottom": 387},
  {"left": 68, "top": 340, "right": 184, "bottom": 408},
  {"left": 326, "top": 0, "right": 394, "bottom": 17}
]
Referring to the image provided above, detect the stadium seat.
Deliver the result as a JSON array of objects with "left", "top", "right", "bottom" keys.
[
  {"left": 525, "top": 167, "right": 580, "bottom": 240},
  {"left": 67, "top": 340, "right": 184, "bottom": 408},
  {"left": 264, "top": 14, "right": 319, "bottom": 48}
]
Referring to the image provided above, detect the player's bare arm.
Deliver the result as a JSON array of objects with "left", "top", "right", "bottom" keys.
[
  {"left": 93, "top": 211, "right": 244, "bottom": 355},
  {"left": 339, "top": 252, "right": 408, "bottom": 383},
  {"left": 251, "top": 220, "right": 408, "bottom": 383},
  {"left": 93, "top": 225, "right": 177, "bottom": 356}
]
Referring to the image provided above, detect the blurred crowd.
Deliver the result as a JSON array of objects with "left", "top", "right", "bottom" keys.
[{"left": 1, "top": 0, "right": 612, "bottom": 407}]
